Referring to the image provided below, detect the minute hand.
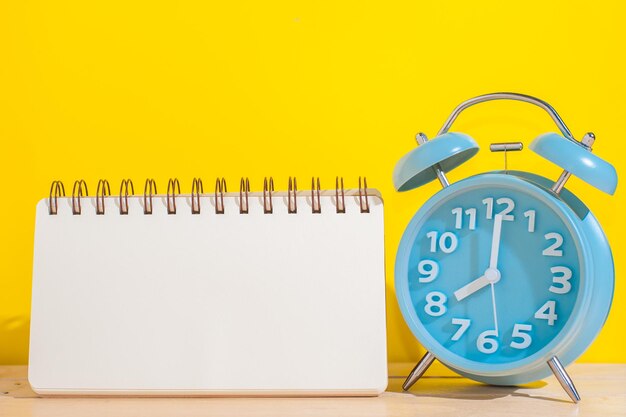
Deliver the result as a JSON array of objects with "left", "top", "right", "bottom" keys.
[{"left": 489, "top": 214, "right": 504, "bottom": 269}]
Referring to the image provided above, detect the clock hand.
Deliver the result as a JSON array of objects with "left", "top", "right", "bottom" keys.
[
  {"left": 490, "top": 283, "right": 499, "bottom": 336},
  {"left": 454, "top": 275, "right": 488, "bottom": 301},
  {"left": 489, "top": 214, "right": 504, "bottom": 269},
  {"left": 453, "top": 268, "right": 501, "bottom": 301},
  {"left": 454, "top": 214, "right": 504, "bottom": 333},
  {"left": 488, "top": 213, "right": 504, "bottom": 336},
  {"left": 454, "top": 213, "right": 503, "bottom": 301}
]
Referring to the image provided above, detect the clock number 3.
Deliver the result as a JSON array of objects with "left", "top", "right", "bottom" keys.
[{"left": 549, "top": 266, "right": 572, "bottom": 294}]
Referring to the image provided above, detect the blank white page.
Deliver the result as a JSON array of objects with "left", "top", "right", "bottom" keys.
[{"left": 29, "top": 190, "right": 387, "bottom": 396}]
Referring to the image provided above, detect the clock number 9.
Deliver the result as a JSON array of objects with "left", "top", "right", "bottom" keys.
[
  {"left": 417, "top": 260, "right": 439, "bottom": 283},
  {"left": 424, "top": 291, "right": 447, "bottom": 317}
]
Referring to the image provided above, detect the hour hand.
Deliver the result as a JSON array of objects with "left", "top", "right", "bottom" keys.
[
  {"left": 454, "top": 276, "right": 489, "bottom": 301},
  {"left": 454, "top": 268, "right": 501, "bottom": 301}
]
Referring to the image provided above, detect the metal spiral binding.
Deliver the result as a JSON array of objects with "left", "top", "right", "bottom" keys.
[
  {"left": 71, "top": 180, "right": 88, "bottom": 215},
  {"left": 167, "top": 178, "right": 180, "bottom": 214},
  {"left": 144, "top": 179, "right": 157, "bottom": 215},
  {"left": 359, "top": 176, "right": 370, "bottom": 213},
  {"left": 239, "top": 177, "right": 250, "bottom": 214},
  {"left": 263, "top": 177, "right": 274, "bottom": 214},
  {"left": 311, "top": 177, "right": 321, "bottom": 214},
  {"left": 336, "top": 177, "right": 345, "bottom": 214},
  {"left": 96, "top": 179, "right": 111, "bottom": 215},
  {"left": 49, "top": 180, "right": 65, "bottom": 215},
  {"left": 215, "top": 178, "right": 226, "bottom": 214},
  {"left": 191, "top": 178, "right": 203, "bottom": 214},
  {"left": 47, "top": 177, "right": 374, "bottom": 216},
  {"left": 119, "top": 179, "right": 134, "bottom": 215},
  {"left": 288, "top": 177, "right": 297, "bottom": 214}
]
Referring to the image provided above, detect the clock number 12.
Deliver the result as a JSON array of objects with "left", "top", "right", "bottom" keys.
[{"left": 482, "top": 197, "right": 515, "bottom": 221}]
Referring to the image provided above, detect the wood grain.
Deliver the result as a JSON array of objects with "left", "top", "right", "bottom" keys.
[{"left": 1, "top": 363, "right": 624, "bottom": 417}]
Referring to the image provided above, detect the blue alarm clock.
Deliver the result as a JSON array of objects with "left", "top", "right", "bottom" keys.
[{"left": 393, "top": 93, "right": 617, "bottom": 403}]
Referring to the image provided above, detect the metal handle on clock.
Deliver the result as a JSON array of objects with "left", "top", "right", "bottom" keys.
[
  {"left": 436, "top": 92, "right": 577, "bottom": 141},
  {"left": 435, "top": 92, "right": 598, "bottom": 194}
]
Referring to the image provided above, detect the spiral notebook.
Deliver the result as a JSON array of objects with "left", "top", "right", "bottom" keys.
[{"left": 29, "top": 177, "right": 387, "bottom": 396}]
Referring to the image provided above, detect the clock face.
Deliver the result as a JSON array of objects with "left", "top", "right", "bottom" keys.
[{"left": 401, "top": 179, "right": 584, "bottom": 369}]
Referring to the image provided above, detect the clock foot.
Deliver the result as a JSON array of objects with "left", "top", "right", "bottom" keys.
[
  {"left": 402, "top": 351, "right": 436, "bottom": 391},
  {"left": 547, "top": 356, "right": 581, "bottom": 403}
]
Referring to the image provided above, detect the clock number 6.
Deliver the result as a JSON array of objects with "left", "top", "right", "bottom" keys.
[{"left": 477, "top": 330, "right": 499, "bottom": 354}]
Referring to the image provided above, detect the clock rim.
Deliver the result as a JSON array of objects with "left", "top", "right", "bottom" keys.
[{"left": 395, "top": 172, "right": 612, "bottom": 381}]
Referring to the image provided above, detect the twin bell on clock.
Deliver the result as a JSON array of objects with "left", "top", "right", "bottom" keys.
[{"left": 392, "top": 92, "right": 617, "bottom": 403}]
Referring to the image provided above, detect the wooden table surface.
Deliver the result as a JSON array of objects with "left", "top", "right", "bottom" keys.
[{"left": 1, "top": 363, "right": 624, "bottom": 417}]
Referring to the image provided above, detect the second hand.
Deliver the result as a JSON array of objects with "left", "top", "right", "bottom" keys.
[
  {"left": 490, "top": 282, "right": 499, "bottom": 336},
  {"left": 488, "top": 214, "right": 504, "bottom": 337}
]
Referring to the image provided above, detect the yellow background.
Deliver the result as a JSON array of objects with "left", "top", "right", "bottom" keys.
[{"left": 1, "top": 1, "right": 625, "bottom": 365}]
